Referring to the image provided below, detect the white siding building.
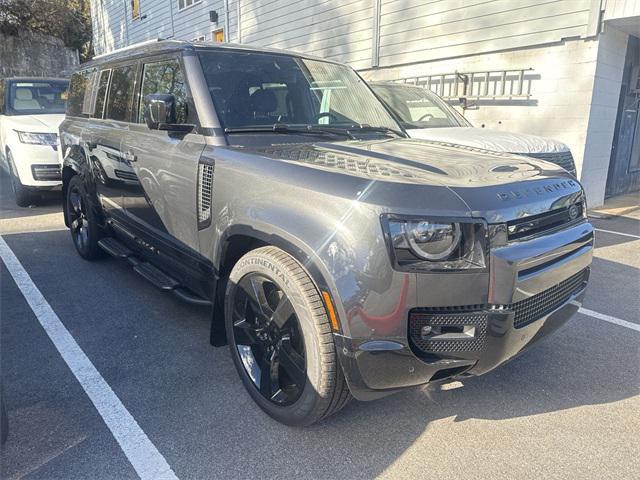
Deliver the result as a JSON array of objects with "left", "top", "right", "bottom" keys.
[{"left": 90, "top": 0, "right": 640, "bottom": 206}]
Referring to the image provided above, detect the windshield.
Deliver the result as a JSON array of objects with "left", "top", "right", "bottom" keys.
[
  {"left": 197, "top": 50, "right": 401, "bottom": 133},
  {"left": 6, "top": 80, "right": 69, "bottom": 115},
  {"left": 371, "top": 83, "right": 470, "bottom": 129}
]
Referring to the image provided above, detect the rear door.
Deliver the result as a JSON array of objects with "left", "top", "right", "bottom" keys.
[
  {"left": 84, "top": 63, "right": 139, "bottom": 222},
  {"left": 120, "top": 54, "right": 205, "bottom": 253}
]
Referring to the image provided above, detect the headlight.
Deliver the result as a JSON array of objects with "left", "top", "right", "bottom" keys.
[
  {"left": 16, "top": 131, "right": 57, "bottom": 146},
  {"left": 383, "top": 216, "right": 487, "bottom": 271}
]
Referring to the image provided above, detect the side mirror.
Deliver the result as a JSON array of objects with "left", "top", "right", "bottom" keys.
[
  {"left": 143, "top": 94, "right": 176, "bottom": 130},
  {"left": 143, "top": 94, "right": 193, "bottom": 132}
]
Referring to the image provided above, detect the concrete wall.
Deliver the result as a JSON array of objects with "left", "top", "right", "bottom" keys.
[
  {"left": 0, "top": 31, "right": 79, "bottom": 78},
  {"left": 580, "top": 24, "right": 629, "bottom": 204}
]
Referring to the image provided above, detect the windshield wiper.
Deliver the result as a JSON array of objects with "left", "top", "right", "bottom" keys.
[
  {"left": 346, "top": 124, "right": 406, "bottom": 138},
  {"left": 224, "top": 123, "right": 356, "bottom": 139}
]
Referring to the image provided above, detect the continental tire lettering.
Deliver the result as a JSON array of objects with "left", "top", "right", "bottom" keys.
[{"left": 238, "top": 257, "right": 290, "bottom": 286}]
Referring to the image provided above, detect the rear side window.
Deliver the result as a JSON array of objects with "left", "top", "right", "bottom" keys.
[
  {"left": 93, "top": 70, "right": 111, "bottom": 119},
  {"left": 138, "top": 58, "right": 187, "bottom": 123},
  {"left": 106, "top": 65, "right": 136, "bottom": 122},
  {"left": 67, "top": 71, "right": 90, "bottom": 116}
]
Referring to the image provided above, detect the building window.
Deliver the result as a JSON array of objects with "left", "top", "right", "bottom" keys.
[
  {"left": 178, "top": 0, "right": 201, "bottom": 11},
  {"left": 192, "top": 35, "right": 206, "bottom": 42},
  {"left": 131, "top": 0, "right": 140, "bottom": 20},
  {"left": 213, "top": 29, "right": 224, "bottom": 42}
]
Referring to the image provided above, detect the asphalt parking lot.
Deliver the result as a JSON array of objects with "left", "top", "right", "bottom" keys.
[{"left": 0, "top": 171, "right": 638, "bottom": 480}]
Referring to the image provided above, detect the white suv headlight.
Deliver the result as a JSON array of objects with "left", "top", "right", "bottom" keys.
[{"left": 16, "top": 131, "right": 58, "bottom": 146}]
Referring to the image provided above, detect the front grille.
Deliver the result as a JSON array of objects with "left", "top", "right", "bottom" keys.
[
  {"left": 510, "top": 269, "right": 588, "bottom": 328},
  {"left": 31, "top": 164, "right": 61, "bottom": 181},
  {"left": 507, "top": 202, "right": 583, "bottom": 241},
  {"left": 524, "top": 151, "right": 576, "bottom": 176},
  {"left": 409, "top": 269, "right": 589, "bottom": 356},
  {"left": 114, "top": 169, "right": 137, "bottom": 182}
]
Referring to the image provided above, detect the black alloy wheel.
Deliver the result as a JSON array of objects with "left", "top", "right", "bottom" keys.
[
  {"left": 231, "top": 273, "right": 306, "bottom": 405},
  {"left": 225, "top": 247, "right": 352, "bottom": 426},
  {"left": 66, "top": 175, "right": 104, "bottom": 260}
]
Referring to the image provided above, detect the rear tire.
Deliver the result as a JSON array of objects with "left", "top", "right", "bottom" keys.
[
  {"left": 225, "top": 246, "right": 351, "bottom": 426},
  {"left": 65, "top": 175, "right": 105, "bottom": 260},
  {"left": 7, "top": 151, "right": 33, "bottom": 207}
]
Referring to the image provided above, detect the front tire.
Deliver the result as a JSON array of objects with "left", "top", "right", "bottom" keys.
[
  {"left": 65, "top": 175, "right": 105, "bottom": 260},
  {"left": 225, "top": 247, "right": 351, "bottom": 426},
  {"left": 7, "top": 151, "right": 34, "bottom": 207}
]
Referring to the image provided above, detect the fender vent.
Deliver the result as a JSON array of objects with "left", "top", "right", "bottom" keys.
[{"left": 197, "top": 162, "right": 214, "bottom": 228}]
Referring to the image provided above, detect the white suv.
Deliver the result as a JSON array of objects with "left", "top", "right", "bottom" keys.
[
  {"left": 371, "top": 82, "right": 577, "bottom": 177},
  {"left": 0, "top": 77, "right": 69, "bottom": 206}
]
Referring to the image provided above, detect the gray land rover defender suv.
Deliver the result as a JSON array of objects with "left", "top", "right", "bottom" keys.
[{"left": 59, "top": 41, "right": 593, "bottom": 426}]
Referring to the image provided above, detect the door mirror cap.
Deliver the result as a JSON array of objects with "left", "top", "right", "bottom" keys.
[{"left": 143, "top": 94, "right": 193, "bottom": 132}]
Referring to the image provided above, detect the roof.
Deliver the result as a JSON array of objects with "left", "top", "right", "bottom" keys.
[{"left": 78, "top": 40, "right": 341, "bottom": 71}]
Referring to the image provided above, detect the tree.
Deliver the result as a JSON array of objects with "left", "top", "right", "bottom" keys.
[{"left": 0, "top": 0, "right": 93, "bottom": 61}]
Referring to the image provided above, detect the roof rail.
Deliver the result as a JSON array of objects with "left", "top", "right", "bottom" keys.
[{"left": 93, "top": 38, "right": 164, "bottom": 60}]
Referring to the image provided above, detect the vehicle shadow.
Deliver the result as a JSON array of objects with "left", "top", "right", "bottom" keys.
[
  {"left": 0, "top": 170, "right": 62, "bottom": 221},
  {"left": 1, "top": 229, "right": 638, "bottom": 479}
]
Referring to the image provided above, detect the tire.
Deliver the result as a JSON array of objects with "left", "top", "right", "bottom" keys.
[
  {"left": 65, "top": 175, "right": 105, "bottom": 260},
  {"left": 7, "top": 150, "right": 34, "bottom": 207},
  {"left": 225, "top": 246, "right": 351, "bottom": 426}
]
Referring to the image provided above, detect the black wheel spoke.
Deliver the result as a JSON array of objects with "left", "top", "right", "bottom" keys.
[
  {"left": 259, "top": 352, "right": 277, "bottom": 397},
  {"left": 278, "top": 338, "right": 306, "bottom": 387},
  {"left": 270, "top": 296, "right": 294, "bottom": 329},
  {"left": 247, "top": 276, "right": 272, "bottom": 318}
]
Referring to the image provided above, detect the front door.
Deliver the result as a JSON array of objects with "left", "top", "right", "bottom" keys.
[{"left": 120, "top": 55, "right": 205, "bottom": 253}]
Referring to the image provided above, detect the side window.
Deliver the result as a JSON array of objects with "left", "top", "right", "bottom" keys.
[
  {"left": 93, "top": 70, "right": 111, "bottom": 119},
  {"left": 138, "top": 59, "right": 187, "bottom": 124},
  {"left": 67, "top": 71, "right": 89, "bottom": 116},
  {"left": 106, "top": 65, "right": 136, "bottom": 122}
]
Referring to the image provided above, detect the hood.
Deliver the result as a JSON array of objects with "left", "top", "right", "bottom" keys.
[
  {"left": 242, "top": 138, "right": 583, "bottom": 223},
  {"left": 407, "top": 127, "right": 569, "bottom": 154},
  {"left": 4, "top": 114, "right": 65, "bottom": 133}
]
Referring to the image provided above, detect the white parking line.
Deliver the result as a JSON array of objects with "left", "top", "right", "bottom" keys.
[
  {"left": 594, "top": 228, "right": 640, "bottom": 240},
  {"left": 578, "top": 307, "right": 640, "bottom": 333},
  {"left": 0, "top": 236, "right": 179, "bottom": 480}
]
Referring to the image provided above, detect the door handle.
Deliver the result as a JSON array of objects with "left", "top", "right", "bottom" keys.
[{"left": 124, "top": 150, "right": 137, "bottom": 163}]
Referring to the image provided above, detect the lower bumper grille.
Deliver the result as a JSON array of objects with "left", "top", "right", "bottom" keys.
[
  {"left": 31, "top": 164, "right": 61, "bottom": 181},
  {"left": 409, "top": 269, "right": 588, "bottom": 358},
  {"left": 510, "top": 269, "right": 588, "bottom": 328}
]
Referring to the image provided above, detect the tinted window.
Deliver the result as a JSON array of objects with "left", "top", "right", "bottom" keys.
[
  {"left": 93, "top": 70, "right": 111, "bottom": 119},
  {"left": 106, "top": 65, "right": 136, "bottom": 122},
  {"left": 198, "top": 50, "right": 399, "bottom": 131},
  {"left": 68, "top": 71, "right": 90, "bottom": 116},
  {"left": 138, "top": 59, "right": 187, "bottom": 123}
]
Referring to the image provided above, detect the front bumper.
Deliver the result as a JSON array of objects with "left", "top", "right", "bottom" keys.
[
  {"left": 8, "top": 141, "right": 62, "bottom": 188},
  {"left": 335, "top": 221, "right": 593, "bottom": 401}
]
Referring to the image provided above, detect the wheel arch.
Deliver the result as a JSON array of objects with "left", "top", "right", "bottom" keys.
[{"left": 210, "top": 224, "right": 344, "bottom": 346}]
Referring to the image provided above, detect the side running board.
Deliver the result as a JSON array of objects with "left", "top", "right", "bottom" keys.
[{"left": 97, "top": 237, "right": 212, "bottom": 307}]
